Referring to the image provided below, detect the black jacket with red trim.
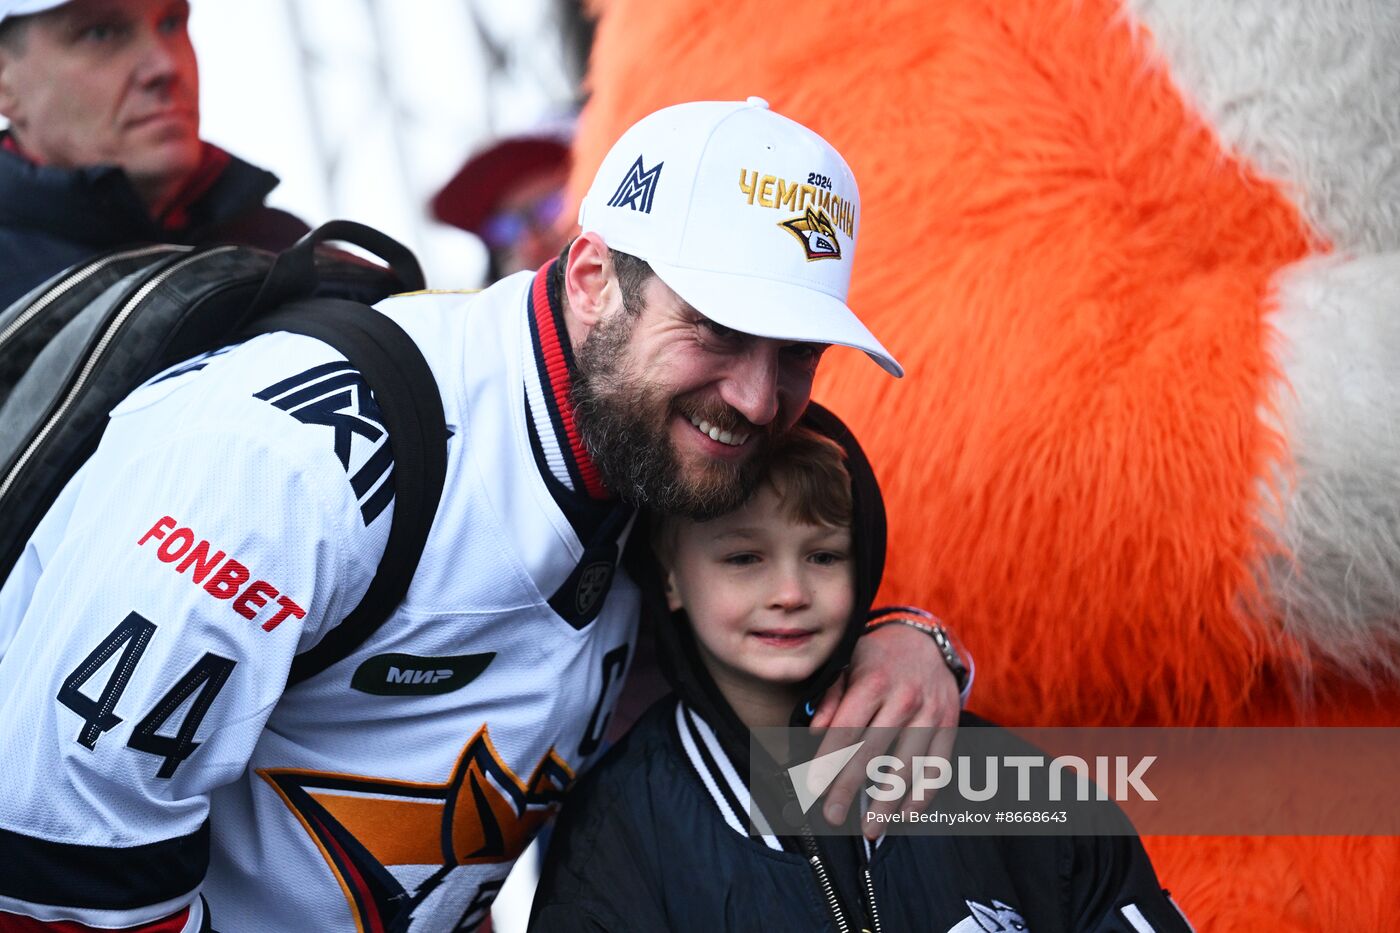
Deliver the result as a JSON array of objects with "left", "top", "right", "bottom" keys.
[{"left": 0, "top": 134, "right": 307, "bottom": 311}]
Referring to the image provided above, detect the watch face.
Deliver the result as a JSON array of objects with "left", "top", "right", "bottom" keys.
[{"left": 929, "top": 626, "right": 968, "bottom": 687}]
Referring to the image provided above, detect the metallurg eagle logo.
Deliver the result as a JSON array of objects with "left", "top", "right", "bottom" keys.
[
  {"left": 260, "top": 725, "right": 572, "bottom": 930},
  {"left": 779, "top": 207, "right": 842, "bottom": 261}
]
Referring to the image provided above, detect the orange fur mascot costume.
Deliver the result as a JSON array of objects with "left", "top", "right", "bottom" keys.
[{"left": 574, "top": 0, "right": 1400, "bottom": 928}]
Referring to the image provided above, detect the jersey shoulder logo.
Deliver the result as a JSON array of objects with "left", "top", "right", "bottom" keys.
[
  {"left": 606, "top": 155, "right": 663, "bottom": 213},
  {"left": 779, "top": 207, "right": 842, "bottom": 261},
  {"left": 260, "top": 725, "right": 572, "bottom": 930},
  {"left": 254, "top": 361, "right": 393, "bottom": 525}
]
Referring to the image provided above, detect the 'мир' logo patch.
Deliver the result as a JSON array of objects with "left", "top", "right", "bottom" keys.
[
  {"left": 350, "top": 652, "right": 495, "bottom": 696},
  {"left": 779, "top": 207, "right": 842, "bottom": 261},
  {"left": 607, "top": 155, "right": 663, "bottom": 213}
]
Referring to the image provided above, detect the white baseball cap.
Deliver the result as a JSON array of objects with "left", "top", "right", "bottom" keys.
[
  {"left": 579, "top": 97, "right": 902, "bottom": 377},
  {"left": 0, "top": 0, "right": 69, "bottom": 25}
]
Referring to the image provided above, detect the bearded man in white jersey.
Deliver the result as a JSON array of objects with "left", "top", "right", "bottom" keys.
[{"left": 0, "top": 97, "right": 965, "bottom": 931}]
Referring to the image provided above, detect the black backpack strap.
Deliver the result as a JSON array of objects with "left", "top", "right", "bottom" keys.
[
  {"left": 244, "top": 298, "right": 448, "bottom": 685},
  {"left": 247, "top": 221, "right": 426, "bottom": 317}
]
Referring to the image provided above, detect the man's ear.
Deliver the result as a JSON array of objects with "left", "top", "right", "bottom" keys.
[
  {"left": 560, "top": 232, "right": 617, "bottom": 344},
  {"left": 0, "top": 52, "right": 20, "bottom": 122},
  {"left": 664, "top": 568, "right": 684, "bottom": 613}
]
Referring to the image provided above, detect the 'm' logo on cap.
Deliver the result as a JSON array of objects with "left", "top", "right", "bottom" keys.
[
  {"left": 779, "top": 207, "right": 842, "bottom": 261},
  {"left": 607, "top": 155, "right": 663, "bottom": 213}
]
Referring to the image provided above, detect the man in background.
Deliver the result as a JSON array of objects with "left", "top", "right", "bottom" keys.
[
  {"left": 0, "top": 0, "right": 306, "bottom": 309},
  {"left": 432, "top": 130, "right": 571, "bottom": 282}
]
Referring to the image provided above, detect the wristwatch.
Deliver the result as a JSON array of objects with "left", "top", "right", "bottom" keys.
[{"left": 864, "top": 607, "right": 970, "bottom": 694}]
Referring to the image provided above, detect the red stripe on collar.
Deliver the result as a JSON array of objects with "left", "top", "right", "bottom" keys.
[{"left": 530, "top": 263, "right": 610, "bottom": 499}]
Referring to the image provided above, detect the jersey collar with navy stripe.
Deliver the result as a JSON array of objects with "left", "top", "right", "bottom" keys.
[{"left": 522, "top": 260, "right": 625, "bottom": 541}]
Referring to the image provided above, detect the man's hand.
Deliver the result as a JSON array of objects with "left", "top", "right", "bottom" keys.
[{"left": 809, "top": 622, "right": 961, "bottom": 837}]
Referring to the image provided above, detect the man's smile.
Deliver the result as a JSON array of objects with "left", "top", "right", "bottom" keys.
[{"left": 687, "top": 411, "right": 750, "bottom": 447}]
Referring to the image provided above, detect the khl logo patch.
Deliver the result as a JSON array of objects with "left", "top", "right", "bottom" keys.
[
  {"left": 575, "top": 560, "right": 614, "bottom": 616},
  {"left": 607, "top": 155, "right": 663, "bottom": 213},
  {"left": 254, "top": 361, "right": 393, "bottom": 525}
]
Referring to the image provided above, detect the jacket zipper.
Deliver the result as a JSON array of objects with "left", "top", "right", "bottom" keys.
[
  {"left": 862, "top": 864, "right": 884, "bottom": 933},
  {"left": 0, "top": 244, "right": 188, "bottom": 354},
  {"left": 770, "top": 758, "right": 866, "bottom": 933},
  {"left": 788, "top": 786, "right": 854, "bottom": 933},
  {"left": 0, "top": 246, "right": 236, "bottom": 501},
  {"left": 763, "top": 746, "right": 885, "bottom": 933},
  {"left": 806, "top": 844, "right": 851, "bottom": 933}
]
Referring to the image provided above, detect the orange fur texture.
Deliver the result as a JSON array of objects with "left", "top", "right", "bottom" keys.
[{"left": 574, "top": 0, "right": 1398, "bottom": 927}]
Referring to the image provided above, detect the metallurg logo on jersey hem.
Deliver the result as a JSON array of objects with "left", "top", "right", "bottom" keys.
[{"left": 259, "top": 725, "right": 573, "bottom": 930}]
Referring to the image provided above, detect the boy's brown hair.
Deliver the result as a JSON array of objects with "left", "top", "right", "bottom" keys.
[{"left": 652, "top": 424, "right": 852, "bottom": 565}]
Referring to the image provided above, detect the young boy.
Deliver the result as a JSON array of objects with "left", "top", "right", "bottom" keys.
[{"left": 530, "top": 406, "right": 1193, "bottom": 933}]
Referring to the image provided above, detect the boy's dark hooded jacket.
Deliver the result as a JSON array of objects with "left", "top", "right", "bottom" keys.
[{"left": 529, "top": 405, "right": 1193, "bottom": 933}]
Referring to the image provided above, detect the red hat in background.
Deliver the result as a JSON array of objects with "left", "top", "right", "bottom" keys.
[{"left": 431, "top": 135, "right": 571, "bottom": 236}]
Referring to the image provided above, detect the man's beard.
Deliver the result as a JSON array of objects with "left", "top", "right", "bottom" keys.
[{"left": 572, "top": 313, "right": 772, "bottom": 519}]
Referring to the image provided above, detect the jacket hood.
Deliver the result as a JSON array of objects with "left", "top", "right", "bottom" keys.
[{"left": 649, "top": 402, "right": 887, "bottom": 764}]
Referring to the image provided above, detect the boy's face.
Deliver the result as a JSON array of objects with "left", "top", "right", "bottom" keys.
[{"left": 665, "top": 485, "right": 854, "bottom": 695}]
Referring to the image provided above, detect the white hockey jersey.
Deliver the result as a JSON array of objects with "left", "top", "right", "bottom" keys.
[{"left": 0, "top": 266, "right": 640, "bottom": 931}]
